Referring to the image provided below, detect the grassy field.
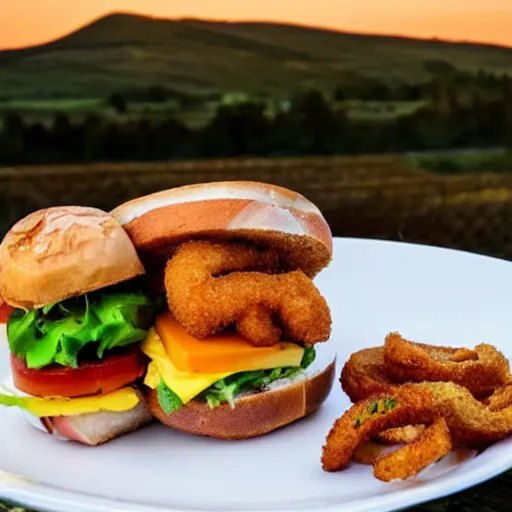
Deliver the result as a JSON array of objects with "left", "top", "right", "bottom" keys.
[
  {"left": 342, "top": 100, "right": 425, "bottom": 120},
  {"left": 2, "top": 154, "right": 512, "bottom": 260},
  {"left": 0, "top": 98, "right": 181, "bottom": 123},
  {"left": 2, "top": 13, "right": 512, "bottom": 101},
  {"left": 0, "top": 98, "right": 424, "bottom": 128},
  {"left": 407, "top": 149, "right": 512, "bottom": 173}
]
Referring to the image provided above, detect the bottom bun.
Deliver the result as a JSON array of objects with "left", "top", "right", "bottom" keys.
[{"left": 147, "top": 356, "right": 336, "bottom": 440}]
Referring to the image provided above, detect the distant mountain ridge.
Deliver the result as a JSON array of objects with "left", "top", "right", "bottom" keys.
[{"left": 1, "top": 12, "right": 512, "bottom": 100}]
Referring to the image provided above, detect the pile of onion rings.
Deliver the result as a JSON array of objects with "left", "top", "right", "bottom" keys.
[{"left": 325, "top": 333, "right": 512, "bottom": 482}]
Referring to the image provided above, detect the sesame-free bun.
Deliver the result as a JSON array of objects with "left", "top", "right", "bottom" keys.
[
  {"left": 147, "top": 353, "right": 336, "bottom": 440},
  {"left": 111, "top": 181, "right": 332, "bottom": 277},
  {"left": 0, "top": 206, "right": 145, "bottom": 309}
]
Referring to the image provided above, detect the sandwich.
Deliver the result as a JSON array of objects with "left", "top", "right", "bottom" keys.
[
  {"left": 111, "top": 181, "right": 336, "bottom": 439},
  {"left": 0, "top": 206, "right": 161, "bottom": 445}
]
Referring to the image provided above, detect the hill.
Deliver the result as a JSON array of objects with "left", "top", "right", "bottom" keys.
[{"left": 1, "top": 12, "right": 512, "bottom": 100}]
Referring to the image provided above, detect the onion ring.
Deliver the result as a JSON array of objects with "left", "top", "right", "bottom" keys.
[
  {"left": 164, "top": 240, "right": 331, "bottom": 346},
  {"left": 383, "top": 332, "right": 511, "bottom": 396},
  {"left": 322, "top": 381, "right": 512, "bottom": 475},
  {"left": 372, "top": 418, "right": 452, "bottom": 482},
  {"left": 340, "top": 347, "right": 398, "bottom": 403}
]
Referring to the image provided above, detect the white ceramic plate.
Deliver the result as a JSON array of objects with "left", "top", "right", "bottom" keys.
[{"left": 1, "top": 237, "right": 512, "bottom": 512}]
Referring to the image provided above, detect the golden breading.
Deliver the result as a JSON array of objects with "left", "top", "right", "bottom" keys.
[
  {"left": 322, "top": 381, "right": 512, "bottom": 475},
  {"left": 373, "top": 418, "right": 452, "bottom": 482},
  {"left": 383, "top": 332, "right": 511, "bottom": 396},
  {"left": 164, "top": 240, "right": 331, "bottom": 346},
  {"left": 340, "top": 347, "right": 399, "bottom": 403}
]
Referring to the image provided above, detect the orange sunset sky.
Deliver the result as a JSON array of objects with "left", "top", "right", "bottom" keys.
[{"left": 1, "top": 0, "right": 512, "bottom": 50}]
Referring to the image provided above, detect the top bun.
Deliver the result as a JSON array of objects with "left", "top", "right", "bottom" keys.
[
  {"left": 0, "top": 206, "right": 145, "bottom": 309},
  {"left": 111, "top": 181, "right": 332, "bottom": 277}
]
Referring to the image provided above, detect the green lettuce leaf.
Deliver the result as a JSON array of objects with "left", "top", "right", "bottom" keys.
[
  {"left": 7, "top": 288, "right": 160, "bottom": 369},
  {"left": 156, "top": 346, "right": 316, "bottom": 414},
  {"left": 0, "top": 393, "right": 29, "bottom": 410},
  {"left": 156, "top": 380, "right": 183, "bottom": 415}
]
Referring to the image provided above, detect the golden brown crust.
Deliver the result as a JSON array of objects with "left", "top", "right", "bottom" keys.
[
  {"left": 164, "top": 240, "right": 332, "bottom": 346},
  {"left": 147, "top": 359, "right": 336, "bottom": 439},
  {"left": 111, "top": 182, "right": 332, "bottom": 278},
  {"left": 383, "top": 332, "right": 511, "bottom": 396},
  {"left": 376, "top": 424, "right": 426, "bottom": 444},
  {"left": 0, "top": 206, "right": 145, "bottom": 309},
  {"left": 340, "top": 347, "right": 400, "bottom": 403},
  {"left": 372, "top": 418, "right": 452, "bottom": 482}
]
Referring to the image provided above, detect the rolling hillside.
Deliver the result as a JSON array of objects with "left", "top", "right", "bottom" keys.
[{"left": 1, "top": 12, "right": 512, "bottom": 100}]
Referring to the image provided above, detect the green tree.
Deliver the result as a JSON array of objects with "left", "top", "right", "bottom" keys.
[
  {"left": 500, "top": 77, "right": 512, "bottom": 147},
  {"left": 203, "top": 102, "right": 270, "bottom": 156},
  {"left": 333, "top": 86, "right": 345, "bottom": 102},
  {"left": 148, "top": 85, "right": 168, "bottom": 103},
  {"left": 109, "top": 93, "right": 128, "bottom": 114},
  {"left": 291, "top": 89, "right": 346, "bottom": 154},
  {"left": 0, "top": 113, "right": 25, "bottom": 164},
  {"left": 83, "top": 114, "right": 105, "bottom": 161}
]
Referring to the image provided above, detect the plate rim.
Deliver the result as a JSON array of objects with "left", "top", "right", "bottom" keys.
[
  {"left": 2, "top": 438, "right": 511, "bottom": 512},
  {"left": 1, "top": 236, "right": 512, "bottom": 512}
]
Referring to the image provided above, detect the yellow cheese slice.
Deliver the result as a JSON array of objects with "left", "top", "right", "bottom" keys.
[
  {"left": 155, "top": 313, "right": 305, "bottom": 373},
  {"left": 0, "top": 386, "right": 140, "bottom": 417},
  {"left": 142, "top": 329, "right": 232, "bottom": 403},
  {"left": 141, "top": 328, "right": 305, "bottom": 404}
]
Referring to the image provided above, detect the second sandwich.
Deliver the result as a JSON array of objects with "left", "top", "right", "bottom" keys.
[{"left": 112, "top": 181, "right": 336, "bottom": 439}]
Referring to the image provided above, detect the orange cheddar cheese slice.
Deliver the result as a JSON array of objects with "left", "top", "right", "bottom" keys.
[{"left": 154, "top": 313, "right": 304, "bottom": 374}]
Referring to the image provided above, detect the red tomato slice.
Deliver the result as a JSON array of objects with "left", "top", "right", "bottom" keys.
[
  {"left": 10, "top": 345, "right": 147, "bottom": 398},
  {"left": 0, "top": 300, "right": 14, "bottom": 324}
]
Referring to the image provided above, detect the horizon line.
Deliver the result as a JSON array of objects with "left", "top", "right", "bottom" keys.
[{"left": 2, "top": 10, "right": 512, "bottom": 52}]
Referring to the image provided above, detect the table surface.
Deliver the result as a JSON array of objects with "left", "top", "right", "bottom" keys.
[{"left": 1, "top": 468, "right": 510, "bottom": 512}]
